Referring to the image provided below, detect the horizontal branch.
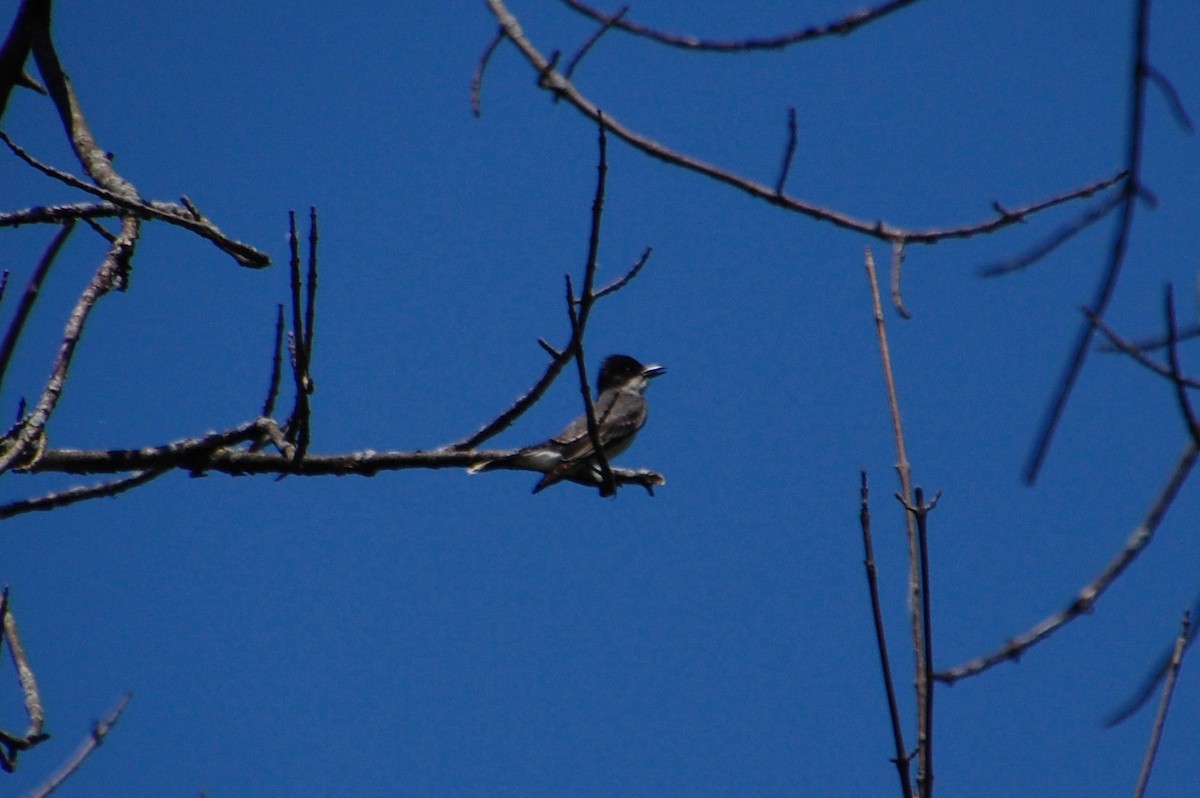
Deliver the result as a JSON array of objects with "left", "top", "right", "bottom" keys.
[{"left": 29, "top": 443, "right": 665, "bottom": 493}]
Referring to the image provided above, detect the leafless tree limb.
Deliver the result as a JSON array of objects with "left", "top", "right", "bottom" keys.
[
  {"left": 559, "top": 0, "right": 923, "bottom": 52},
  {"left": 0, "top": 469, "right": 166, "bottom": 520},
  {"left": 1022, "top": 0, "right": 1154, "bottom": 484},
  {"left": 0, "top": 132, "right": 267, "bottom": 268},
  {"left": 936, "top": 439, "right": 1200, "bottom": 684},
  {"left": 481, "top": 0, "right": 1123, "bottom": 246}
]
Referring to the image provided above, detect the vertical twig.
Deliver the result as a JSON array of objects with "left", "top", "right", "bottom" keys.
[
  {"left": 559, "top": 114, "right": 617, "bottom": 496},
  {"left": 775, "top": 107, "right": 798, "bottom": 195},
  {"left": 864, "top": 247, "right": 925, "bottom": 787},
  {"left": 859, "top": 471, "right": 914, "bottom": 798},
  {"left": 911, "top": 487, "right": 939, "bottom": 798}
]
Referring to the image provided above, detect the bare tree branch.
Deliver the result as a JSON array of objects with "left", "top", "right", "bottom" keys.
[
  {"left": 1022, "top": 0, "right": 1154, "bottom": 484},
  {"left": 482, "top": 0, "right": 1123, "bottom": 246},
  {"left": 0, "top": 469, "right": 165, "bottom": 520},
  {"left": 937, "top": 440, "right": 1200, "bottom": 683},
  {"left": 22, "top": 692, "right": 131, "bottom": 798},
  {"left": 858, "top": 471, "right": 914, "bottom": 798},
  {"left": 1131, "top": 612, "right": 1191, "bottom": 798},
  {"left": 559, "top": 0, "right": 923, "bottom": 52}
]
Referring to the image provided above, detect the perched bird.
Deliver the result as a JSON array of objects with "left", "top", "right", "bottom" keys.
[{"left": 469, "top": 354, "right": 666, "bottom": 493}]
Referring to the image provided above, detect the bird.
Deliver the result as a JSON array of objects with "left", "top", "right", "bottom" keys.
[{"left": 468, "top": 354, "right": 666, "bottom": 493}]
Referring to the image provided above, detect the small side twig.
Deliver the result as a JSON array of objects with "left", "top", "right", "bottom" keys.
[
  {"left": 262, "top": 304, "right": 286, "bottom": 419},
  {"left": 1145, "top": 65, "right": 1194, "bottom": 132},
  {"left": 471, "top": 25, "right": 505, "bottom": 117},
  {"left": 563, "top": 5, "right": 627, "bottom": 81},
  {"left": 22, "top": 692, "right": 131, "bottom": 798},
  {"left": 890, "top": 239, "right": 911, "bottom": 319},
  {"left": 1086, "top": 307, "right": 1200, "bottom": 387},
  {"left": 980, "top": 190, "right": 1126, "bottom": 278},
  {"left": 1131, "top": 612, "right": 1191, "bottom": 798},
  {"left": 0, "top": 469, "right": 166, "bottom": 520},
  {"left": 774, "top": 107, "right": 798, "bottom": 195}
]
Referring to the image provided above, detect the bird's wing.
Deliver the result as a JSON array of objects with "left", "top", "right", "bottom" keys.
[{"left": 552, "top": 390, "right": 647, "bottom": 464}]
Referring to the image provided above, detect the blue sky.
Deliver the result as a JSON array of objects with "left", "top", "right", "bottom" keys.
[{"left": 3, "top": 1, "right": 1199, "bottom": 795}]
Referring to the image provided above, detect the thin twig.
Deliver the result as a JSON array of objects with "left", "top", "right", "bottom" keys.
[
  {"left": 471, "top": 25, "right": 505, "bottom": 117},
  {"left": 980, "top": 190, "right": 1126, "bottom": 277},
  {"left": 562, "top": 118, "right": 617, "bottom": 496},
  {"left": 864, "top": 247, "right": 925, "bottom": 780},
  {"left": 559, "top": 0, "right": 922, "bottom": 52},
  {"left": 0, "top": 220, "right": 75, "bottom": 396},
  {"left": 1145, "top": 65, "right": 1194, "bottom": 132},
  {"left": 563, "top": 5, "right": 627, "bottom": 81},
  {"left": 303, "top": 207, "right": 318, "bottom": 381},
  {"left": 1163, "top": 285, "right": 1200, "bottom": 444},
  {"left": 774, "top": 107, "right": 798, "bottom": 195},
  {"left": 0, "top": 133, "right": 268, "bottom": 267},
  {"left": 23, "top": 692, "right": 131, "bottom": 798},
  {"left": 890, "top": 239, "right": 911, "bottom": 319},
  {"left": 1086, "top": 307, "right": 1200, "bottom": 388},
  {"left": 859, "top": 471, "right": 914, "bottom": 798},
  {"left": 0, "top": 469, "right": 165, "bottom": 520},
  {"left": 283, "top": 211, "right": 313, "bottom": 461},
  {"left": 565, "top": 276, "right": 615, "bottom": 495},
  {"left": 912, "top": 487, "right": 937, "bottom": 798},
  {"left": 937, "top": 439, "right": 1200, "bottom": 683},
  {"left": 593, "top": 246, "right": 651, "bottom": 299},
  {"left": 1106, "top": 587, "right": 1200, "bottom": 726},
  {"left": 1023, "top": 0, "right": 1153, "bottom": 484},
  {"left": 263, "top": 304, "right": 285, "bottom": 419},
  {"left": 1131, "top": 612, "right": 1190, "bottom": 798}
]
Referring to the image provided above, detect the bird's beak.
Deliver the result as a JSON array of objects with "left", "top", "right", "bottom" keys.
[{"left": 642, "top": 364, "right": 667, "bottom": 379}]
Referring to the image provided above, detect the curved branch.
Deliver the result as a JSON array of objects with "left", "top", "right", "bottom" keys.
[
  {"left": 559, "top": 0, "right": 922, "bottom": 52},
  {"left": 936, "top": 440, "right": 1199, "bottom": 684},
  {"left": 484, "top": 0, "right": 1126, "bottom": 245}
]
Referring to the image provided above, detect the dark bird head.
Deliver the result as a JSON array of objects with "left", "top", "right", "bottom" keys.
[{"left": 597, "top": 354, "right": 667, "bottom": 394}]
